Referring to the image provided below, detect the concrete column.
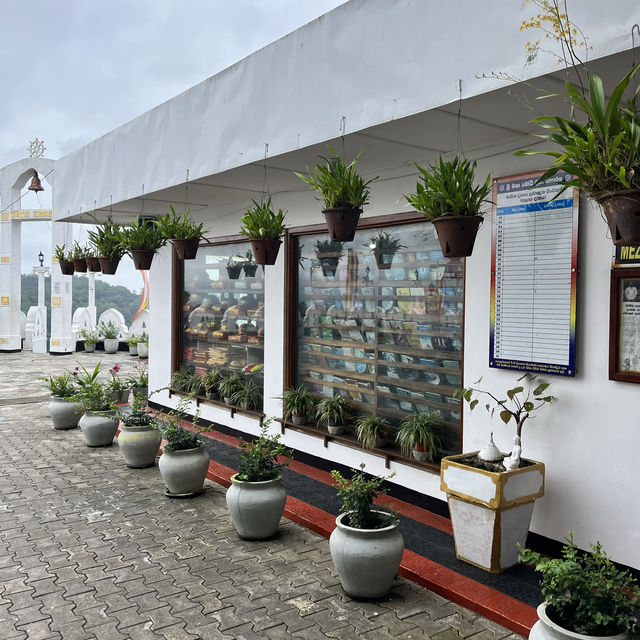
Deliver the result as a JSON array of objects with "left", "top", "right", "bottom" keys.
[
  {"left": 31, "top": 264, "right": 49, "bottom": 353},
  {"left": 0, "top": 218, "right": 22, "bottom": 350},
  {"left": 49, "top": 222, "right": 74, "bottom": 353},
  {"left": 87, "top": 271, "right": 96, "bottom": 326}
]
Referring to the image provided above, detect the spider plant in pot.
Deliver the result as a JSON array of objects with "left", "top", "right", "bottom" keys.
[
  {"left": 75, "top": 380, "right": 118, "bottom": 447},
  {"left": 238, "top": 249, "right": 258, "bottom": 277},
  {"left": 316, "top": 393, "right": 349, "bottom": 435},
  {"left": 231, "top": 377, "right": 263, "bottom": 411},
  {"left": 218, "top": 372, "right": 245, "bottom": 406},
  {"left": 54, "top": 244, "right": 75, "bottom": 275},
  {"left": 519, "top": 533, "right": 640, "bottom": 640},
  {"left": 329, "top": 464, "right": 403, "bottom": 599},
  {"left": 226, "top": 419, "right": 293, "bottom": 539},
  {"left": 155, "top": 206, "right": 204, "bottom": 260},
  {"left": 239, "top": 196, "right": 287, "bottom": 265},
  {"left": 116, "top": 393, "right": 161, "bottom": 469},
  {"left": 404, "top": 156, "right": 491, "bottom": 258},
  {"left": 314, "top": 239, "right": 344, "bottom": 278},
  {"left": 279, "top": 386, "right": 315, "bottom": 426},
  {"left": 295, "top": 147, "right": 378, "bottom": 242},
  {"left": 366, "top": 232, "right": 405, "bottom": 270},
  {"left": 98, "top": 320, "right": 120, "bottom": 354},
  {"left": 121, "top": 216, "right": 167, "bottom": 270},
  {"left": 355, "top": 415, "right": 390, "bottom": 450},
  {"left": 79, "top": 328, "right": 99, "bottom": 353},
  {"left": 72, "top": 242, "right": 88, "bottom": 272},
  {"left": 396, "top": 412, "right": 445, "bottom": 462},
  {"left": 516, "top": 63, "right": 640, "bottom": 245},
  {"left": 87, "top": 218, "right": 126, "bottom": 274},
  {"left": 170, "top": 365, "right": 194, "bottom": 393},
  {"left": 39, "top": 373, "right": 82, "bottom": 430},
  {"left": 226, "top": 257, "right": 242, "bottom": 280},
  {"left": 202, "top": 369, "right": 223, "bottom": 400}
]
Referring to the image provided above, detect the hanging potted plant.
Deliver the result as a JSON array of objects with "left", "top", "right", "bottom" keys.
[
  {"left": 404, "top": 156, "right": 491, "bottom": 258},
  {"left": 314, "top": 240, "right": 344, "bottom": 278},
  {"left": 98, "top": 320, "right": 120, "bottom": 354},
  {"left": 231, "top": 377, "right": 263, "bottom": 411},
  {"left": 519, "top": 533, "right": 640, "bottom": 640},
  {"left": 87, "top": 219, "right": 126, "bottom": 274},
  {"left": 85, "top": 248, "right": 102, "bottom": 273},
  {"left": 366, "top": 232, "right": 405, "bottom": 270},
  {"left": 226, "top": 258, "right": 242, "bottom": 280},
  {"left": 396, "top": 412, "right": 445, "bottom": 462},
  {"left": 79, "top": 328, "right": 99, "bottom": 353},
  {"left": 54, "top": 244, "right": 75, "bottom": 275},
  {"left": 355, "top": 415, "right": 390, "bottom": 450},
  {"left": 39, "top": 373, "right": 82, "bottom": 430},
  {"left": 72, "top": 242, "right": 88, "bottom": 273},
  {"left": 239, "top": 196, "right": 287, "bottom": 265},
  {"left": 218, "top": 372, "right": 245, "bottom": 406},
  {"left": 120, "top": 216, "right": 167, "bottom": 270},
  {"left": 238, "top": 250, "right": 258, "bottom": 277},
  {"left": 280, "top": 385, "right": 316, "bottom": 426},
  {"left": 116, "top": 394, "right": 162, "bottom": 469},
  {"left": 316, "top": 393, "right": 350, "bottom": 435},
  {"left": 226, "top": 420, "right": 293, "bottom": 539},
  {"left": 516, "top": 63, "right": 640, "bottom": 245},
  {"left": 329, "top": 464, "right": 404, "bottom": 599},
  {"left": 74, "top": 372, "right": 118, "bottom": 448},
  {"left": 295, "top": 148, "right": 377, "bottom": 242},
  {"left": 441, "top": 374, "right": 554, "bottom": 572},
  {"left": 155, "top": 206, "right": 204, "bottom": 260}
]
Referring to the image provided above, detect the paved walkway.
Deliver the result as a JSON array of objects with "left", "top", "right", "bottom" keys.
[{"left": 0, "top": 352, "right": 523, "bottom": 639}]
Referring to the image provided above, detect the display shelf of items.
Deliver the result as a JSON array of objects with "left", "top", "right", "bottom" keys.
[{"left": 168, "top": 388, "right": 265, "bottom": 422}]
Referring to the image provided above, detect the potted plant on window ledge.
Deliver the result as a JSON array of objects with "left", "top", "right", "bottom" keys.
[
  {"left": 396, "top": 412, "right": 445, "bottom": 462},
  {"left": 355, "top": 415, "right": 390, "bottom": 450},
  {"left": 218, "top": 372, "right": 244, "bottom": 406},
  {"left": 280, "top": 385, "right": 316, "bottom": 426},
  {"left": 155, "top": 206, "right": 204, "bottom": 260},
  {"left": 120, "top": 216, "right": 167, "bottom": 270},
  {"left": 239, "top": 196, "right": 287, "bottom": 265},
  {"left": 231, "top": 377, "right": 263, "bottom": 411},
  {"left": 316, "top": 393, "right": 350, "bottom": 435},
  {"left": 54, "top": 244, "right": 75, "bottom": 275},
  {"left": 295, "top": 148, "right": 377, "bottom": 242},
  {"left": 404, "top": 156, "right": 491, "bottom": 258},
  {"left": 367, "top": 232, "right": 405, "bottom": 270},
  {"left": 88, "top": 219, "right": 126, "bottom": 275}
]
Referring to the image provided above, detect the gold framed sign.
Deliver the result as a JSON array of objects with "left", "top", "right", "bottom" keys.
[{"left": 610, "top": 268, "right": 640, "bottom": 382}]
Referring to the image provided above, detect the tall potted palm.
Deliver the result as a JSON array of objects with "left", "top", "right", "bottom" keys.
[
  {"left": 239, "top": 196, "right": 287, "bottom": 265},
  {"left": 155, "top": 206, "right": 204, "bottom": 260}
]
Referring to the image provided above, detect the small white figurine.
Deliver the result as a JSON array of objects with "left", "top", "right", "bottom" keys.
[
  {"left": 478, "top": 432, "right": 503, "bottom": 462},
  {"left": 503, "top": 435, "right": 522, "bottom": 470}
]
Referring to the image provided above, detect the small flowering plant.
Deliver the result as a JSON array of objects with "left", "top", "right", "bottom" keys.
[
  {"left": 107, "top": 363, "right": 128, "bottom": 392},
  {"left": 39, "top": 373, "right": 77, "bottom": 398},
  {"left": 127, "top": 361, "right": 148, "bottom": 388},
  {"left": 71, "top": 362, "right": 101, "bottom": 389}
]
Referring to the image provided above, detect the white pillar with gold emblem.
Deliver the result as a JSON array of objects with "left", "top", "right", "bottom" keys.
[{"left": 49, "top": 221, "right": 75, "bottom": 353}]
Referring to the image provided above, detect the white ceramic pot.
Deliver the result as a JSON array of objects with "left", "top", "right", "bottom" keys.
[
  {"left": 412, "top": 447, "right": 429, "bottom": 462},
  {"left": 158, "top": 445, "right": 209, "bottom": 495},
  {"left": 79, "top": 411, "right": 119, "bottom": 447},
  {"left": 530, "top": 603, "right": 627, "bottom": 640},
  {"left": 329, "top": 510, "right": 404, "bottom": 599},
  {"left": 137, "top": 343, "right": 148, "bottom": 358},
  {"left": 291, "top": 413, "right": 307, "bottom": 425},
  {"left": 48, "top": 396, "right": 82, "bottom": 430},
  {"left": 118, "top": 424, "right": 161, "bottom": 468},
  {"left": 84, "top": 342, "right": 96, "bottom": 353},
  {"left": 327, "top": 423, "right": 345, "bottom": 435},
  {"left": 104, "top": 338, "right": 119, "bottom": 354},
  {"left": 226, "top": 474, "right": 287, "bottom": 540},
  {"left": 128, "top": 344, "right": 138, "bottom": 356}
]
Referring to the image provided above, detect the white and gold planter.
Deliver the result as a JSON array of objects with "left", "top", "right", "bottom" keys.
[{"left": 440, "top": 452, "right": 544, "bottom": 573}]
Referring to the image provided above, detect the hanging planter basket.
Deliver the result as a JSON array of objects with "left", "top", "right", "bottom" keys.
[
  {"left": 243, "top": 264, "right": 258, "bottom": 278},
  {"left": 226, "top": 265, "right": 242, "bottom": 280},
  {"left": 99, "top": 257, "right": 121, "bottom": 275},
  {"left": 600, "top": 190, "right": 640, "bottom": 245},
  {"left": 323, "top": 207, "right": 362, "bottom": 242},
  {"left": 172, "top": 238, "right": 199, "bottom": 260},
  {"left": 250, "top": 239, "right": 282, "bottom": 266},
  {"left": 432, "top": 216, "right": 482, "bottom": 258},
  {"left": 73, "top": 258, "right": 87, "bottom": 273},
  {"left": 85, "top": 257, "right": 102, "bottom": 272},
  {"left": 59, "top": 260, "right": 75, "bottom": 276},
  {"left": 130, "top": 250, "right": 155, "bottom": 271}
]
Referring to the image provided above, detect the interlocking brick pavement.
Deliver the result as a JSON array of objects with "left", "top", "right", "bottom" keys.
[{"left": 0, "top": 352, "right": 525, "bottom": 639}]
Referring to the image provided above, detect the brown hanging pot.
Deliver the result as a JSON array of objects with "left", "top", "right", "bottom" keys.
[
  {"left": 59, "top": 260, "right": 75, "bottom": 276},
  {"left": 99, "top": 257, "right": 121, "bottom": 275},
  {"left": 73, "top": 258, "right": 87, "bottom": 273},
  {"left": 172, "top": 238, "right": 199, "bottom": 260},
  {"left": 600, "top": 190, "right": 640, "bottom": 245},
  {"left": 431, "top": 215, "right": 482, "bottom": 259},
  {"left": 323, "top": 206, "right": 362, "bottom": 242},
  {"left": 250, "top": 239, "right": 282, "bottom": 266},
  {"left": 85, "top": 257, "right": 102, "bottom": 272},
  {"left": 130, "top": 250, "right": 155, "bottom": 271}
]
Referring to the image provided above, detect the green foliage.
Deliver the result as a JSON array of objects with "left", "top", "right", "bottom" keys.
[
  {"left": 355, "top": 415, "right": 389, "bottom": 450},
  {"left": 316, "top": 393, "right": 350, "bottom": 426},
  {"left": 314, "top": 239, "right": 344, "bottom": 256},
  {"left": 367, "top": 231, "right": 405, "bottom": 253},
  {"left": 231, "top": 378, "right": 263, "bottom": 410},
  {"left": 54, "top": 244, "right": 73, "bottom": 262},
  {"left": 126, "top": 334, "right": 140, "bottom": 346},
  {"left": 294, "top": 147, "right": 377, "bottom": 209},
  {"left": 404, "top": 156, "right": 492, "bottom": 218},
  {"left": 98, "top": 321, "right": 120, "bottom": 340},
  {"left": 519, "top": 533, "right": 640, "bottom": 635},
  {"left": 121, "top": 216, "right": 167, "bottom": 251},
  {"left": 87, "top": 219, "right": 126, "bottom": 260},
  {"left": 39, "top": 373, "right": 77, "bottom": 398},
  {"left": 137, "top": 332, "right": 148, "bottom": 345},
  {"left": 155, "top": 206, "right": 204, "bottom": 240},
  {"left": 170, "top": 366, "right": 194, "bottom": 392},
  {"left": 79, "top": 328, "right": 100, "bottom": 345},
  {"left": 516, "top": 63, "right": 640, "bottom": 200},
  {"left": 396, "top": 412, "right": 445, "bottom": 460},
  {"left": 74, "top": 381, "right": 114, "bottom": 413},
  {"left": 201, "top": 369, "right": 223, "bottom": 393},
  {"left": 71, "top": 362, "right": 101, "bottom": 389},
  {"left": 235, "top": 419, "right": 293, "bottom": 482},
  {"left": 330, "top": 463, "right": 396, "bottom": 529},
  {"left": 72, "top": 242, "right": 88, "bottom": 259},
  {"left": 160, "top": 396, "right": 204, "bottom": 452},
  {"left": 279, "top": 386, "right": 316, "bottom": 419},
  {"left": 218, "top": 372, "right": 245, "bottom": 399},
  {"left": 127, "top": 361, "right": 148, "bottom": 387},
  {"left": 239, "top": 196, "right": 287, "bottom": 240},
  {"left": 119, "top": 393, "right": 155, "bottom": 427}
]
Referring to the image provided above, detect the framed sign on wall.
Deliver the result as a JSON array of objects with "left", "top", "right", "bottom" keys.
[{"left": 609, "top": 268, "right": 640, "bottom": 383}]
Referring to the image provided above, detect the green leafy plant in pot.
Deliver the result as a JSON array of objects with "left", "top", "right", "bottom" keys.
[
  {"left": 231, "top": 377, "right": 263, "bottom": 411},
  {"left": 519, "top": 532, "right": 640, "bottom": 639},
  {"left": 155, "top": 206, "right": 204, "bottom": 260},
  {"left": 226, "top": 257, "right": 242, "bottom": 280},
  {"left": 329, "top": 464, "right": 403, "bottom": 599},
  {"left": 404, "top": 156, "right": 491, "bottom": 258},
  {"left": 40, "top": 373, "right": 82, "bottom": 430},
  {"left": 72, "top": 242, "right": 88, "bottom": 272},
  {"left": 74, "top": 379, "right": 119, "bottom": 448},
  {"left": 366, "top": 232, "right": 405, "bottom": 270},
  {"left": 98, "top": 320, "right": 120, "bottom": 354},
  {"left": 120, "top": 216, "right": 167, "bottom": 270},
  {"left": 314, "top": 239, "right": 344, "bottom": 278},
  {"left": 396, "top": 412, "right": 445, "bottom": 462},
  {"left": 316, "top": 393, "right": 350, "bottom": 435},
  {"left": 79, "top": 328, "right": 99, "bottom": 353},
  {"left": 202, "top": 369, "right": 223, "bottom": 400},
  {"left": 54, "top": 244, "right": 75, "bottom": 275},
  {"left": 237, "top": 249, "right": 258, "bottom": 277},
  {"left": 239, "top": 196, "right": 287, "bottom": 265},
  {"left": 280, "top": 385, "right": 315, "bottom": 425},
  {"left": 85, "top": 247, "right": 102, "bottom": 272},
  {"left": 355, "top": 414, "right": 390, "bottom": 450},
  {"left": 116, "top": 393, "right": 161, "bottom": 468},
  {"left": 295, "top": 147, "right": 377, "bottom": 242},
  {"left": 87, "top": 218, "right": 126, "bottom": 274},
  {"left": 218, "top": 372, "right": 245, "bottom": 406}
]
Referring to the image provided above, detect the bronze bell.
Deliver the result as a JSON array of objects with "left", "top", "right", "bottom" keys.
[{"left": 28, "top": 170, "right": 44, "bottom": 192}]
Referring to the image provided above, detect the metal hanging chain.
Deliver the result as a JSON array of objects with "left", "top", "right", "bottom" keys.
[
  {"left": 185, "top": 169, "right": 191, "bottom": 211},
  {"left": 632, "top": 24, "right": 640, "bottom": 98},
  {"left": 454, "top": 79, "right": 465, "bottom": 159},
  {"left": 140, "top": 184, "right": 146, "bottom": 218},
  {"left": 339, "top": 116, "right": 346, "bottom": 158},
  {"left": 262, "top": 143, "right": 270, "bottom": 201}
]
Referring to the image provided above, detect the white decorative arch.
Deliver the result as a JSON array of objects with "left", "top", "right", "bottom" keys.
[
  {"left": 128, "top": 309, "right": 149, "bottom": 338},
  {"left": 98, "top": 308, "right": 129, "bottom": 341},
  {"left": 19, "top": 310, "right": 26, "bottom": 340},
  {"left": 71, "top": 307, "right": 94, "bottom": 345},
  {"left": 25, "top": 306, "right": 47, "bottom": 353}
]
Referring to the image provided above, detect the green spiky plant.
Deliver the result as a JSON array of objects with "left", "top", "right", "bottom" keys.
[
  {"left": 121, "top": 216, "right": 167, "bottom": 251},
  {"left": 239, "top": 197, "right": 287, "bottom": 240},
  {"left": 155, "top": 206, "right": 204, "bottom": 240},
  {"left": 54, "top": 244, "right": 73, "bottom": 262},
  {"left": 316, "top": 393, "right": 350, "bottom": 426},
  {"left": 395, "top": 412, "right": 445, "bottom": 461},
  {"left": 355, "top": 415, "right": 389, "bottom": 451},
  {"left": 279, "top": 385, "right": 316, "bottom": 421},
  {"left": 87, "top": 219, "right": 126, "bottom": 259},
  {"left": 231, "top": 378, "right": 263, "bottom": 411}
]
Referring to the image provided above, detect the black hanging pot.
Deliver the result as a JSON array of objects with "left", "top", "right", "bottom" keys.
[
  {"left": 431, "top": 216, "right": 482, "bottom": 259},
  {"left": 226, "top": 265, "right": 242, "bottom": 280},
  {"left": 85, "top": 257, "right": 102, "bottom": 272},
  {"left": 99, "top": 257, "right": 121, "bottom": 275},
  {"left": 600, "top": 190, "right": 640, "bottom": 245},
  {"left": 59, "top": 260, "right": 75, "bottom": 276},
  {"left": 243, "top": 263, "right": 258, "bottom": 278},
  {"left": 319, "top": 256, "right": 340, "bottom": 278},
  {"left": 322, "top": 206, "right": 362, "bottom": 242},
  {"left": 251, "top": 239, "right": 282, "bottom": 266},
  {"left": 73, "top": 258, "right": 87, "bottom": 273},
  {"left": 172, "top": 237, "right": 199, "bottom": 260},
  {"left": 130, "top": 250, "right": 155, "bottom": 271}
]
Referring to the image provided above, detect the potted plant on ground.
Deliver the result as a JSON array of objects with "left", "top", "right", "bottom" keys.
[
  {"left": 116, "top": 394, "right": 162, "bottom": 468},
  {"left": 120, "top": 216, "right": 167, "bottom": 270},
  {"left": 239, "top": 196, "right": 287, "bottom": 265},
  {"left": 137, "top": 332, "right": 149, "bottom": 358},
  {"left": 126, "top": 334, "right": 139, "bottom": 356},
  {"left": 516, "top": 63, "right": 640, "bottom": 245},
  {"left": 72, "top": 242, "right": 88, "bottom": 273},
  {"left": 231, "top": 377, "right": 263, "bottom": 411},
  {"left": 107, "top": 362, "right": 129, "bottom": 404},
  {"left": 40, "top": 373, "right": 81, "bottom": 430},
  {"left": 295, "top": 148, "right": 378, "bottom": 241},
  {"left": 314, "top": 240, "right": 344, "bottom": 278},
  {"left": 404, "top": 156, "right": 491, "bottom": 258},
  {"left": 158, "top": 397, "right": 210, "bottom": 496},
  {"left": 79, "top": 328, "right": 99, "bottom": 353},
  {"left": 441, "top": 374, "right": 554, "bottom": 572},
  {"left": 128, "top": 361, "right": 148, "bottom": 399},
  {"left": 87, "top": 219, "right": 126, "bottom": 274},
  {"left": 202, "top": 369, "right": 223, "bottom": 401},
  {"left": 316, "top": 393, "right": 350, "bottom": 435},
  {"left": 329, "top": 464, "right": 404, "bottom": 599},
  {"left": 226, "top": 420, "right": 293, "bottom": 539},
  {"left": 218, "top": 372, "right": 244, "bottom": 406},
  {"left": 75, "top": 380, "right": 118, "bottom": 447},
  {"left": 99, "top": 321, "right": 120, "bottom": 354},
  {"left": 396, "top": 412, "right": 445, "bottom": 462},
  {"left": 280, "top": 385, "right": 315, "bottom": 426},
  {"left": 367, "top": 232, "right": 405, "bottom": 270},
  {"left": 355, "top": 414, "right": 390, "bottom": 450},
  {"left": 155, "top": 206, "right": 204, "bottom": 260},
  {"left": 519, "top": 533, "right": 640, "bottom": 640},
  {"left": 54, "top": 244, "right": 75, "bottom": 275}
]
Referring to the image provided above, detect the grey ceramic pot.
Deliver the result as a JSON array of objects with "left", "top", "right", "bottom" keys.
[
  {"left": 104, "top": 338, "right": 119, "bottom": 354},
  {"left": 128, "top": 344, "right": 138, "bottom": 356},
  {"left": 158, "top": 445, "right": 209, "bottom": 495},
  {"left": 48, "top": 396, "right": 82, "bottom": 430},
  {"left": 137, "top": 343, "right": 149, "bottom": 358},
  {"left": 118, "top": 424, "right": 161, "bottom": 468},
  {"left": 529, "top": 603, "right": 627, "bottom": 640},
  {"left": 84, "top": 342, "right": 96, "bottom": 353},
  {"left": 79, "top": 411, "right": 119, "bottom": 447}
]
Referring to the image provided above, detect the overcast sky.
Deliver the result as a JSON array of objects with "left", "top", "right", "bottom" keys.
[{"left": 1, "top": 0, "right": 346, "bottom": 290}]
